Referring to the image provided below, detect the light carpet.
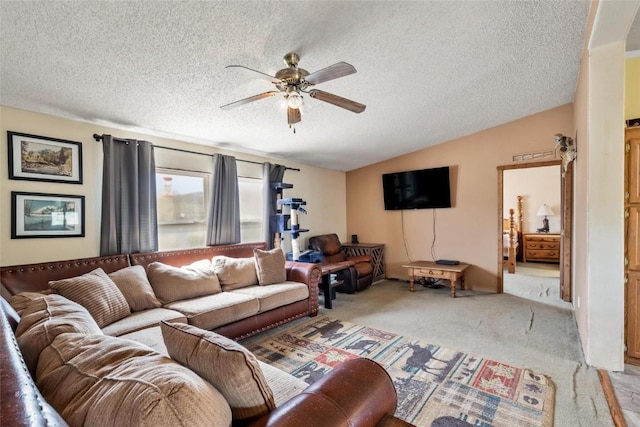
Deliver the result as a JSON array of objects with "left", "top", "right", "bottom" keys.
[
  {"left": 503, "top": 262, "right": 569, "bottom": 310},
  {"left": 243, "top": 315, "right": 555, "bottom": 427}
]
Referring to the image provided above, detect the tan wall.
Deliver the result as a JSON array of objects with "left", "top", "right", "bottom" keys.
[
  {"left": 503, "top": 166, "right": 561, "bottom": 234},
  {"left": 573, "top": 8, "right": 591, "bottom": 356},
  {"left": 346, "top": 104, "right": 573, "bottom": 291},
  {"left": 0, "top": 106, "right": 346, "bottom": 266},
  {"left": 580, "top": 40, "right": 626, "bottom": 370},
  {"left": 570, "top": 0, "right": 632, "bottom": 371}
]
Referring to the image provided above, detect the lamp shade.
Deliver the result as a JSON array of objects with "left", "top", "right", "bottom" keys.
[{"left": 536, "top": 204, "right": 554, "bottom": 217}]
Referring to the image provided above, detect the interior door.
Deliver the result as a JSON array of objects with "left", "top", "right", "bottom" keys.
[
  {"left": 560, "top": 162, "right": 573, "bottom": 301},
  {"left": 497, "top": 160, "right": 569, "bottom": 297}
]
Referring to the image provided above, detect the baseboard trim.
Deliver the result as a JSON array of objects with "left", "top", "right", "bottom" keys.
[
  {"left": 597, "top": 369, "right": 627, "bottom": 427},
  {"left": 624, "top": 354, "right": 640, "bottom": 366}
]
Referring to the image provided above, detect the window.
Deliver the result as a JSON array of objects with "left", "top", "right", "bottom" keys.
[
  {"left": 238, "top": 176, "right": 263, "bottom": 243},
  {"left": 156, "top": 169, "right": 208, "bottom": 250},
  {"left": 155, "top": 169, "right": 264, "bottom": 250}
]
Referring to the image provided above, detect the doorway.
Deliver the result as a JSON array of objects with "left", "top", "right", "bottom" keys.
[{"left": 497, "top": 160, "right": 573, "bottom": 304}]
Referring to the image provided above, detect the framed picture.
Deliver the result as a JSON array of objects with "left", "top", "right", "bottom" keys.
[
  {"left": 7, "top": 131, "right": 83, "bottom": 184},
  {"left": 11, "top": 192, "right": 85, "bottom": 239}
]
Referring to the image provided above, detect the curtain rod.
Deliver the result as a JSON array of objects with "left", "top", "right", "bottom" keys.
[{"left": 92, "top": 134, "right": 300, "bottom": 172}]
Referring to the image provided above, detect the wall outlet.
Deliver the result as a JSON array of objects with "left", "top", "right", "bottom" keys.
[{"left": 577, "top": 295, "right": 581, "bottom": 309}]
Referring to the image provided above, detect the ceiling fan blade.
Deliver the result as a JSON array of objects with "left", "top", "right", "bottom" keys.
[
  {"left": 305, "top": 62, "right": 357, "bottom": 85},
  {"left": 220, "top": 91, "right": 280, "bottom": 110},
  {"left": 288, "top": 107, "right": 301, "bottom": 125},
  {"left": 225, "top": 65, "right": 281, "bottom": 84},
  {"left": 308, "top": 89, "right": 366, "bottom": 113}
]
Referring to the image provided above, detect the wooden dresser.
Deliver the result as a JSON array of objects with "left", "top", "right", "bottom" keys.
[{"left": 522, "top": 233, "right": 560, "bottom": 263}]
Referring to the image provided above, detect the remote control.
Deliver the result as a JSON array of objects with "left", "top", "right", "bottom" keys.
[{"left": 436, "top": 259, "right": 460, "bottom": 265}]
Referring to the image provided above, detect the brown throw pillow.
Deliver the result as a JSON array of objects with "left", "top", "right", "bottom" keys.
[
  {"left": 211, "top": 256, "right": 258, "bottom": 291},
  {"left": 146, "top": 260, "right": 221, "bottom": 304},
  {"left": 37, "top": 333, "right": 232, "bottom": 427},
  {"left": 108, "top": 265, "right": 161, "bottom": 311},
  {"left": 15, "top": 294, "right": 102, "bottom": 375},
  {"left": 49, "top": 268, "right": 130, "bottom": 328},
  {"left": 160, "top": 321, "right": 275, "bottom": 423},
  {"left": 253, "top": 248, "right": 286, "bottom": 285},
  {"left": 9, "top": 290, "right": 52, "bottom": 316}
]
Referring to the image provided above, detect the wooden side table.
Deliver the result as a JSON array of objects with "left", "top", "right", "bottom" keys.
[
  {"left": 402, "top": 261, "right": 470, "bottom": 298},
  {"left": 319, "top": 262, "right": 352, "bottom": 309},
  {"left": 342, "top": 243, "right": 385, "bottom": 281}
]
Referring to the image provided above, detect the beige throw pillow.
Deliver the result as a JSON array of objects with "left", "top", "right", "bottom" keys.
[
  {"left": 146, "top": 260, "right": 221, "bottom": 304},
  {"left": 49, "top": 268, "right": 130, "bottom": 328},
  {"left": 15, "top": 294, "right": 102, "bottom": 375},
  {"left": 253, "top": 248, "right": 286, "bottom": 285},
  {"left": 37, "top": 333, "right": 232, "bottom": 427},
  {"left": 160, "top": 321, "right": 275, "bottom": 423},
  {"left": 211, "top": 256, "right": 258, "bottom": 291},
  {"left": 108, "top": 265, "right": 161, "bottom": 311}
]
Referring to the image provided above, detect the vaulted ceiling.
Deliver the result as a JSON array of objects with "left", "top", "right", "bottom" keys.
[{"left": 0, "top": 1, "right": 625, "bottom": 172}]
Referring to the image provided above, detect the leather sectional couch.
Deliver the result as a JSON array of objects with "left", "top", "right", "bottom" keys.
[
  {"left": 1, "top": 242, "right": 320, "bottom": 341},
  {"left": 0, "top": 241, "right": 415, "bottom": 427}
]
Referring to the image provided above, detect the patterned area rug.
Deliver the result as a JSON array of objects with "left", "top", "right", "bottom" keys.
[{"left": 243, "top": 316, "right": 555, "bottom": 427}]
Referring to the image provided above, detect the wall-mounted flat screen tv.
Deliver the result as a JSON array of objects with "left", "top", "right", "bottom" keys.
[{"left": 382, "top": 166, "right": 451, "bottom": 210}]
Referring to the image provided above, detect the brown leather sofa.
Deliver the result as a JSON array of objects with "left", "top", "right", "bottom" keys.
[
  {"left": 0, "top": 289, "right": 415, "bottom": 427},
  {"left": 308, "top": 234, "right": 374, "bottom": 293},
  {"left": 1, "top": 242, "right": 320, "bottom": 341}
]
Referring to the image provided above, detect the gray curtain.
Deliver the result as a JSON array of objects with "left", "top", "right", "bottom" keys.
[
  {"left": 206, "top": 154, "right": 240, "bottom": 245},
  {"left": 100, "top": 135, "right": 158, "bottom": 256},
  {"left": 262, "top": 162, "right": 287, "bottom": 249}
]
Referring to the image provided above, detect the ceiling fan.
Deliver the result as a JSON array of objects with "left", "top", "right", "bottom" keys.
[{"left": 220, "top": 52, "right": 366, "bottom": 132}]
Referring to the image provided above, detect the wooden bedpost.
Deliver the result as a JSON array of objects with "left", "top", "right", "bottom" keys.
[
  {"left": 517, "top": 195, "right": 523, "bottom": 233},
  {"left": 508, "top": 208, "right": 517, "bottom": 274}
]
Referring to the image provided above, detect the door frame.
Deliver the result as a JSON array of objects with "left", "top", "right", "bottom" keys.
[{"left": 497, "top": 160, "right": 573, "bottom": 301}]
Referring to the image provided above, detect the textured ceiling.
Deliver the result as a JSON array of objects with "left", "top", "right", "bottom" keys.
[
  {"left": 1, "top": 1, "right": 593, "bottom": 172},
  {"left": 628, "top": 9, "right": 640, "bottom": 51}
]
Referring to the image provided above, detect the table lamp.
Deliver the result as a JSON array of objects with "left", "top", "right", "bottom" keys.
[{"left": 536, "top": 204, "right": 554, "bottom": 233}]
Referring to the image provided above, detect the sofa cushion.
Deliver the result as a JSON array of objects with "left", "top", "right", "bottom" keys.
[
  {"left": 231, "top": 282, "right": 309, "bottom": 313},
  {"left": 49, "top": 268, "right": 131, "bottom": 328},
  {"left": 9, "top": 290, "right": 52, "bottom": 316},
  {"left": 161, "top": 321, "right": 275, "bottom": 423},
  {"left": 15, "top": 294, "right": 102, "bottom": 375},
  {"left": 37, "top": 332, "right": 232, "bottom": 427},
  {"left": 108, "top": 265, "right": 161, "bottom": 311},
  {"left": 212, "top": 256, "right": 258, "bottom": 291},
  {"left": 101, "top": 308, "right": 187, "bottom": 336},
  {"left": 163, "top": 292, "right": 259, "bottom": 330},
  {"left": 258, "top": 361, "right": 308, "bottom": 407},
  {"left": 253, "top": 248, "right": 286, "bottom": 285},
  {"left": 119, "top": 325, "right": 169, "bottom": 356},
  {"left": 146, "top": 260, "right": 221, "bottom": 304}
]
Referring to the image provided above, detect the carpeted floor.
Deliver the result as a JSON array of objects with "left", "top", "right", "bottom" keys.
[
  {"left": 244, "top": 316, "right": 555, "bottom": 426},
  {"left": 503, "top": 262, "right": 570, "bottom": 310},
  {"left": 245, "top": 280, "right": 613, "bottom": 427}
]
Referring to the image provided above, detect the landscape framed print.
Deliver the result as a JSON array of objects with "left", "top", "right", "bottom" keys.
[
  {"left": 11, "top": 191, "right": 85, "bottom": 239},
  {"left": 7, "top": 131, "right": 83, "bottom": 184}
]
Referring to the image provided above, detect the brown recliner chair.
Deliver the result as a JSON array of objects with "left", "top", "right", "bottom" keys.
[{"left": 308, "top": 234, "right": 373, "bottom": 293}]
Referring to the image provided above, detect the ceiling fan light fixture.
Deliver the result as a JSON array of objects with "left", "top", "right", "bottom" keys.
[
  {"left": 287, "top": 91, "right": 302, "bottom": 110},
  {"left": 222, "top": 52, "right": 365, "bottom": 129}
]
